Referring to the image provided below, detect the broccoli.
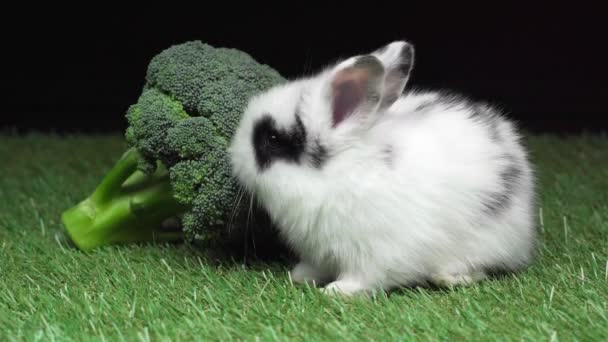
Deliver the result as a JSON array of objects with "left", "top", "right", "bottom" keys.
[{"left": 61, "top": 41, "right": 285, "bottom": 251}]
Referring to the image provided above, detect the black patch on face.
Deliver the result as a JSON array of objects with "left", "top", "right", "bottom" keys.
[
  {"left": 252, "top": 114, "right": 306, "bottom": 171},
  {"left": 481, "top": 155, "right": 523, "bottom": 216},
  {"left": 309, "top": 139, "right": 328, "bottom": 169}
]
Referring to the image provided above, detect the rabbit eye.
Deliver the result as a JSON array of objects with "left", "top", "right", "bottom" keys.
[
  {"left": 252, "top": 114, "right": 307, "bottom": 171},
  {"left": 266, "top": 132, "right": 283, "bottom": 149}
]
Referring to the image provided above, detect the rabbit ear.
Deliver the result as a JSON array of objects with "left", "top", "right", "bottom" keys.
[
  {"left": 372, "top": 41, "right": 415, "bottom": 109},
  {"left": 329, "top": 55, "right": 384, "bottom": 128}
]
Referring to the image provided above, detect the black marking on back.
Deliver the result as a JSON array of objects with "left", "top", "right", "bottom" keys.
[
  {"left": 414, "top": 91, "right": 504, "bottom": 143},
  {"left": 469, "top": 104, "right": 502, "bottom": 143},
  {"left": 481, "top": 155, "right": 523, "bottom": 216},
  {"left": 252, "top": 114, "right": 306, "bottom": 171},
  {"left": 488, "top": 119, "right": 500, "bottom": 142},
  {"left": 434, "top": 91, "right": 470, "bottom": 108},
  {"left": 407, "top": 90, "right": 518, "bottom": 216},
  {"left": 414, "top": 91, "right": 469, "bottom": 112}
]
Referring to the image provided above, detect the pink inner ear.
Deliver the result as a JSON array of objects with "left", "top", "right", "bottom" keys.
[{"left": 331, "top": 69, "right": 367, "bottom": 127}]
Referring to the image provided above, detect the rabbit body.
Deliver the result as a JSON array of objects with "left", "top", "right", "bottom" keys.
[{"left": 229, "top": 41, "right": 537, "bottom": 296}]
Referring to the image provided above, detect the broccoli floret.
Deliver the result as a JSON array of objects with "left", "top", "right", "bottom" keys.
[
  {"left": 125, "top": 88, "right": 190, "bottom": 170},
  {"left": 61, "top": 41, "right": 284, "bottom": 251},
  {"left": 165, "top": 117, "right": 226, "bottom": 159},
  {"left": 173, "top": 156, "right": 238, "bottom": 244}
]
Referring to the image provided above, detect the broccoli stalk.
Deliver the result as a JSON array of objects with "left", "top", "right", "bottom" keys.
[
  {"left": 61, "top": 41, "right": 285, "bottom": 251},
  {"left": 61, "top": 148, "right": 187, "bottom": 251}
]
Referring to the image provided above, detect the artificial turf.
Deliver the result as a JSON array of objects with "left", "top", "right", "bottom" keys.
[{"left": 1, "top": 132, "right": 607, "bottom": 340}]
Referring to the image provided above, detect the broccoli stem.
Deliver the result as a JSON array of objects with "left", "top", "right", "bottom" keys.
[{"left": 61, "top": 148, "right": 188, "bottom": 251}]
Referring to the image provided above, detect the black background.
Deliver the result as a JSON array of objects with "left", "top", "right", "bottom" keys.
[{"left": 3, "top": 3, "right": 606, "bottom": 135}]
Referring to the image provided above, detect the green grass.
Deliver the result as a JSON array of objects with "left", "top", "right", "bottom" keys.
[{"left": 1, "top": 132, "right": 607, "bottom": 341}]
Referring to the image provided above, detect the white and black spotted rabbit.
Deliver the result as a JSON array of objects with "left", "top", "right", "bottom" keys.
[{"left": 229, "top": 40, "right": 537, "bottom": 296}]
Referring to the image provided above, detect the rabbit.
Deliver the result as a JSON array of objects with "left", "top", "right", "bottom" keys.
[{"left": 228, "top": 40, "right": 537, "bottom": 296}]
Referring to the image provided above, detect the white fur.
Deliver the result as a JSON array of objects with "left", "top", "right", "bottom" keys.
[{"left": 229, "top": 41, "right": 537, "bottom": 296}]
